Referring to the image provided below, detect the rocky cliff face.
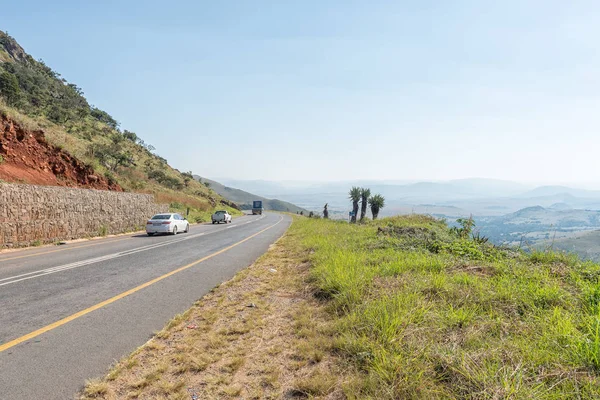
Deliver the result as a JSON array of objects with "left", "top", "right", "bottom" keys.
[
  {"left": 0, "top": 31, "right": 28, "bottom": 63},
  {"left": 0, "top": 115, "right": 121, "bottom": 190}
]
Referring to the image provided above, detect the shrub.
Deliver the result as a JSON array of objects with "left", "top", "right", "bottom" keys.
[
  {"left": 0, "top": 70, "right": 20, "bottom": 105},
  {"left": 104, "top": 171, "right": 117, "bottom": 186},
  {"left": 98, "top": 225, "right": 109, "bottom": 236},
  {"left": 147, "top": 169, "right": 183, "bottom": 190},
  {"left": 122, "top": 130, "right": 137, "bottom": 142},
  {"left": 451, "top": 216, "right": 475, "bottom": 238}
]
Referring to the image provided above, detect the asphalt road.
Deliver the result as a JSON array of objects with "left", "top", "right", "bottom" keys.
[{"left": 0, "top": 212, "right": 291, "bottom": 400}]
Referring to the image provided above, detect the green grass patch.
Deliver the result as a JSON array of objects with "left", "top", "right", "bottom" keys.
[
  {"left": 292, "top": 215, "right": 600, "bottom": 398},
  {"left": 97, "top": 224, "right": 108, "bottom": 237}
]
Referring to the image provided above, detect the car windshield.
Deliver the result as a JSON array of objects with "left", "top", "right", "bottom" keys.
[
  {"left": 216, "top": 211, "right": 226, "bottom": 214},
  {"left": 151, "top": 214, "right": 172, "bottom": 220}
]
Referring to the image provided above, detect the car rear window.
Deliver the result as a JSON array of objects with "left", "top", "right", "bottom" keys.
[{"left": 151, "top": 214, "right": 172, "bottom": 220}]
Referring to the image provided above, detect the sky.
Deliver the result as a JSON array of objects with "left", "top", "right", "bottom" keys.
[{"left": 3, "top": 1, "right": 600, "bottom": 184}]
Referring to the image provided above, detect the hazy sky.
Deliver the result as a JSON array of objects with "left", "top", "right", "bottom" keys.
[{"left": 3, "top": 1, "right": 600, "bottom": 184}]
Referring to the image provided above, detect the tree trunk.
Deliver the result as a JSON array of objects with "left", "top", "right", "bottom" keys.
[
  {"left": 360, "top": 200, "right": 367, "bottom": 221},
  {"left": 351, "top": 201, "right": 359, "bottom": 223},
  {"left": 371, "top": 206, "right": 379, "bottom": 220}
]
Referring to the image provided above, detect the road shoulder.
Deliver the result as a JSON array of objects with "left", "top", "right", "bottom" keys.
[{"left": 81, "top": 217, "right": 345, "bottom": 399}]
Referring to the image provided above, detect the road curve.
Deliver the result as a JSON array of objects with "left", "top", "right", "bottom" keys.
[{"left": 0, "top": 212, "right": 291, "bottom": 400}]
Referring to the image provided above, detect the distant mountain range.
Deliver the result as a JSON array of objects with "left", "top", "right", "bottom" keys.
[
  {"left": 517, "top": 186, "right": 600, "bottom": 199},
  {"left": 217, "top": 178, "right": 600, "bottom": 217},
  {"left": 196, "top": 176, "right": 307, "bottom": 213},
  {"left": 219, "top": 178, "right": 530, "bottom": 200}
]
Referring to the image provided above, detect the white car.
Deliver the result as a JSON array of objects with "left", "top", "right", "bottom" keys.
[
  {"left": 146, "top": 213, "right": 190, "bottom": 236},
  {"left": 212, "top": 210, "right": 232, "bottom": 224}
]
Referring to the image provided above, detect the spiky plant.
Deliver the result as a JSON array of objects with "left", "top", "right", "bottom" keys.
[
  {"left": 368, "top": 194, "right": 385, "bottom": 220},
  {"left": 360, "top": 188, "right": 371, "bottom": 222},
  {"left": 348, "top": 186, "right": 361, "bottom": 223}
]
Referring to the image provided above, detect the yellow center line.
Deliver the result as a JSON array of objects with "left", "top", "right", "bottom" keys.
[
  {"left": 0, "top": 216, "right": 284, "bottom": 353},
  {"left": 0, "top": 236, "right": 135, "bottom": 263}
]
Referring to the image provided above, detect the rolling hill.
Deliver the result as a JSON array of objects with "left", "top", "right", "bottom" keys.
[
  {"left": 551, "top": 230, "right": 600, "bottom": 262},
  {"left": 195, "top": 176, "right": 307, "bottom": 213},
  {"left": 476, "top": 206, "right": 600, "bottom": 245}
]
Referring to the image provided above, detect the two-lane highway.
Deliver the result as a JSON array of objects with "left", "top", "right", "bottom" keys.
[{"left": 0, "top": 212, "right": 291, "bottom": 399}]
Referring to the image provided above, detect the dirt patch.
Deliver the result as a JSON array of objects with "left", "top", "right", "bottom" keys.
[
  {"left": 0, "top": 115, "right": 120, "bottom": 190},
  {"left": 451, "top": 262, "right": 496, "bottom": 277},
  {"left": 377, "top": 225, "right": 436, "bottom": 240}
]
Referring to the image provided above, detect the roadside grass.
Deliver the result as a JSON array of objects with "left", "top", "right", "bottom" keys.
[
  {"left": 81, "top": 380, "right": 108, "bottom": 398},
  {"left": 297, "top": 215, "right": 600, "bottom": 398},
  {"left": 97, "top": 225, "right": 109, "bottom": 237}
]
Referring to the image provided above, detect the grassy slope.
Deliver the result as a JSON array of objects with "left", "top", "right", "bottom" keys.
[
  {"left": 82, "top": 214, "right": 600, "bottom": 399},
  {"left": 300, "top": 216, "right": 600, "bottom": 398},
  {"left": 198, "top": 176, "right": 307, "bottom": 213},
  {"left": 551, "top": 230, "right": 600, "bottom": 263}
]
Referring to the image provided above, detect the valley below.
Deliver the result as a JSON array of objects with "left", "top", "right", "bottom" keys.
[{"left": 219, "top": 178, "right": 600, "bottom": 261}]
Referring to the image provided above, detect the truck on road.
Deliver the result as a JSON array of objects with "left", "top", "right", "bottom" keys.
[
  {"left": 211, "top": 210, "right": 232, "bottom": 224},
  {"left": 252, "top": 200, "right": 264, "bottom": 215}
]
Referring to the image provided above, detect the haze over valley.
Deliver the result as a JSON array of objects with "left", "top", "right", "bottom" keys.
[{"left": 219, "top": 177, "right": 600, "bottom": 253}]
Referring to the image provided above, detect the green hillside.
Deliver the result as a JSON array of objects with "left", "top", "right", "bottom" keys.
[
  {"left": 196, "top": 176, "right": 307, "bottom": 213},
  {"left": 0, "top": 30, "right": 239, "bottom": 222},
  {"left": 290, "top": 215, "right": 600, "bottom": 398},
  {"left": 550, "top": 230, "right": 600, "bottom": 262}
]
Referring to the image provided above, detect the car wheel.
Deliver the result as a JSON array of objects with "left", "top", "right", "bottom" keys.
[
  {"left": 212, "top": 221, "right": 215, "bottom": 224},
  {"left": 172, "top": 226, "right": 178, "bottom": 235},
  {"left": 147, "top": 232, "right": 154, "bottom": 236},
  {"left": 185, "top": 224, "right": 189, "bottom": 233}
]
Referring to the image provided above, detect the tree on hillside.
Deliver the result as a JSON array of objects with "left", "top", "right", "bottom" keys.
[
  {"left": 349, "top": 186, "right": 361, "bottom": 223},
  {"left": 360, "top": 187, "right": 371, "bottom": 222},
  {"left": 123, "top": 130, "right": 138, "bottom": 142},
  {"left": 368, "top": 194, "right": 385, "bottom": 220},
  {"left": 90, "top": 107, "right": 119, "bottom": 129},
  {"left": 181, "top": 171, "right": 194, "bottom": 187},
  {"left": 323, "top": 203, "right": 329, "bottom": 219},
  {"left": 0, "top": 71, "right": 20, "bottom": 105},
  {"left": 89, "top": 133, "right": 135, "bottom": 172},
  {"left": 452, "top": 215, "right": 475, "bottom": 239}
]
